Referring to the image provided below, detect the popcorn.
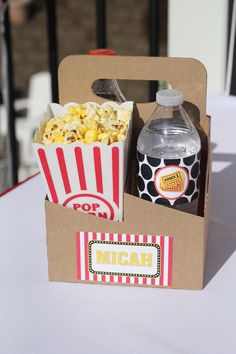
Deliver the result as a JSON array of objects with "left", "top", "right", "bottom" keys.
[
  {"left": 42, "top": 103, "right": 132, "bottom": 145},
  {"left": 33, "top": 101, "right": 133, "bottom": 222}
]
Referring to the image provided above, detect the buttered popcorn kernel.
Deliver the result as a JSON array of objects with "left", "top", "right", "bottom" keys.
[{"left": 42, "top": 103, "right": 131, "bottom": 145}]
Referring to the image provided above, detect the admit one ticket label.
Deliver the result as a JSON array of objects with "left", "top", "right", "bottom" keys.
[
  {"left": 75, "top": 232, "right": 173, "bottom": 286},
  {"left": 155, "top": 166, "right": 188, "bottom": 199},
  {"left": 159, "top": 169, "right": 185, "bottom": 192}
]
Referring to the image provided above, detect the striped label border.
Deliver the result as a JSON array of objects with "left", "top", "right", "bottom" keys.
[{"left": 75, "top": 232, "right": 173, "bottom": 287}]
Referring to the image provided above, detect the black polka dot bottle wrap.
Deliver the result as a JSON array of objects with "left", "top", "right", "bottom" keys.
[{"left": 137, "top": 150, "right": 201, "bottom": 206}]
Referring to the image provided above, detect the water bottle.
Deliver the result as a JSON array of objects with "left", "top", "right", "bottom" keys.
[
  {"left": 89, "top": 49, "right": 126, "bottom": 102},
  {"left": 137, "top": 89, "right": 201, "bottom": 215}
]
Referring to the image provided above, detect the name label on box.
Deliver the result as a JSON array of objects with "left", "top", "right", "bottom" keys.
[
  {"left": 89, "top": 241, "right": 160, "bottom": 277},
  {"left": 75, "top": 232, "right": 173, "bottom": 287}
]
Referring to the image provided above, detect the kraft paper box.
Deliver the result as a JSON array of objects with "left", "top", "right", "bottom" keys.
[
  {"left": 33, "top": 101, "right": 133, "bottom": 222},
  {"left": 44, "top": 55, "right": 211, "bottom": 290}
]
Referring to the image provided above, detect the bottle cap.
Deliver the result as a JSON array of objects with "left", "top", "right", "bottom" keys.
[
  {"left": 156, "top": 89, "right": 183, "bottom": 106},
  {"left": 89, "top": 49, "right": 116, "bottom": 56}
]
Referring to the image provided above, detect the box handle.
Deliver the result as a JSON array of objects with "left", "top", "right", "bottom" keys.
[{"left": 59, "top": 55, "right": 207, "bottom": 121}]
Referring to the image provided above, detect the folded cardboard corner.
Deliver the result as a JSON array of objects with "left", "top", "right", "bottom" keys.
[{"left": 44, "top": 55, "right": 211, "bottom": 290}]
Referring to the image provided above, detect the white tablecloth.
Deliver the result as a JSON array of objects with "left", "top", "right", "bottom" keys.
[{"left": 0, "top": 94, "right": 235, "bottom": 354}]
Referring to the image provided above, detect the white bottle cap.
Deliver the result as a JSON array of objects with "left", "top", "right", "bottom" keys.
[{"left": 156, "top": 89, "right": 183, "bottom": 106}]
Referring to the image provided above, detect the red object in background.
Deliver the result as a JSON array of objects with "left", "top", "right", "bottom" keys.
[{"left": 88, "top": 49, "right": 116, "bottom": 56}]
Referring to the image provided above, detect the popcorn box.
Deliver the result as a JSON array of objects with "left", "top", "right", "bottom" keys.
[
  {"left": 44, "top": 55, "right": 211, "bottom": 290},
  {"left": 33, "top": 101, "right": 133, "bottom": 222}
]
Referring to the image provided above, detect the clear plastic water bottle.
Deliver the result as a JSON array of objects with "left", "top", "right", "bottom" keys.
[
  {"left": 89, "top": 49, "right": 126, "bottom": 102},
  {"left": 137, "top": 89, "right": 201, "bottom": 215}
]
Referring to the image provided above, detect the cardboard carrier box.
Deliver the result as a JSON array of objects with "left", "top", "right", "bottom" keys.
[{"left": 43, "top": 55, "right": 211, "bottom": 290}]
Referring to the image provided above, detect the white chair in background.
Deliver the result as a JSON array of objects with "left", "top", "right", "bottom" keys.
[
  {"left": 17, "top": 71, "right": 51, "bottom": 179},
  {"left": 0, "top": 71, "right": 52, "bottom": 181},
  {"left": 19, "top": 71, "right": 51, "bottom": 165}
]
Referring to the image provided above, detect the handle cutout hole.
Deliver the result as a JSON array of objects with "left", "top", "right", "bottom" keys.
[{"left": 91, "top": 79, "right": 172, "bottom": 103}]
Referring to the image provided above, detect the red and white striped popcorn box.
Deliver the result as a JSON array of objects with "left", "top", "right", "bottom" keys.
[{"left": 32, "top": 101, "right": 133, "bottom": 222}]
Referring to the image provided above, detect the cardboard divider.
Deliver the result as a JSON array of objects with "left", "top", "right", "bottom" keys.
[{"left": 44, "top": 55, "right": 211, "bottom": 289}]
